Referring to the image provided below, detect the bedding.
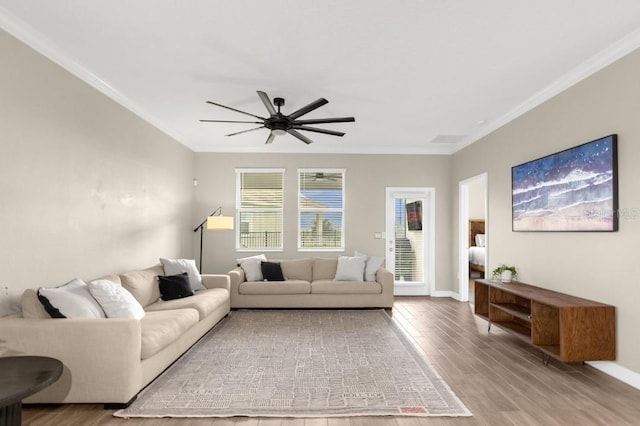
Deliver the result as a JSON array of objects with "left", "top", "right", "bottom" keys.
[{"left": 469, "top": 246, "right": 486, "bottom": 267}]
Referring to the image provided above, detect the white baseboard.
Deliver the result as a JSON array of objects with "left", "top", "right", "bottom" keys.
[
  {"left": 431, "top": 290, "right": 457, "bottom": 298},
  {"left": 586, "top": 361, "right": 640, "bottom": 390}
]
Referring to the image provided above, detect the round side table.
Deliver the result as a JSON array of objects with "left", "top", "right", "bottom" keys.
[{"left": 0, "top": 356, "right": 63, "bottom": 426}]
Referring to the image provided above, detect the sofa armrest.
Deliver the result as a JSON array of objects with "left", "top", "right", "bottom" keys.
[
  {"left": 0, "top": 316, "right": 143, "bottom": 403},
  {"left": 201, "top": 274, "right": 230, "bottom": 292},
  {"left": 376, "top": 267, "right": 394, "bottom": 297},
  {"left": 228, "top": 267, "right": 245, "bottom": 297}
]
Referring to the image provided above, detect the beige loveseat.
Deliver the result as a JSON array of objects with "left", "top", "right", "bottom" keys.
[
  {"left": 0, "top": 264, "right": 230, "bottom": 406},
  {"left": 229, "top": 257, "right": 394, "bottom": 309}
]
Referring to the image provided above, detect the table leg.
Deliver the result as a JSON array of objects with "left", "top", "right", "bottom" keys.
[{"left": 0, "top": 401, "right": 21, "bottom": 426}]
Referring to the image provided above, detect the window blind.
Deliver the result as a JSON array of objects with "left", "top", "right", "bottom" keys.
[
  {"left": 298, "top": 169, "right": 345, "bottom": 250},
  {"left": 236, "top": 169, "right": 284, "bottom": 250}
]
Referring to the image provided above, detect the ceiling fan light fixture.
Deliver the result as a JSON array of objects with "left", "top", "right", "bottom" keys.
[{"left": 202, "top": 90, "right": 355, "bottom": 145}]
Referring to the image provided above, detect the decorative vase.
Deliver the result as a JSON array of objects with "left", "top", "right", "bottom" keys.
[{"left": 500, "top": 270, "right": 512, "bottom": 282}]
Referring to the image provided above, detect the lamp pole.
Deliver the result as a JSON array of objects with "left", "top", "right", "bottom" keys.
[{"left": 193, "top": 206, "right": 222, "bottom": 272}]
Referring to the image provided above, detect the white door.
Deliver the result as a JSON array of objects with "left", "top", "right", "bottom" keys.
[{"left": 385, "top": 188, "right": 435, "bottom": 296}]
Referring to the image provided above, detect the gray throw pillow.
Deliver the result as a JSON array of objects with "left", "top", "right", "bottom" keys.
[
  {"left": 334, "top": 255, "right": 366, "bottom": 281},
  {"left": 160, "top": 258, "right": 204, "bottom": 292},
  {"left": 237, "top": 254, "right": 267, "bottom": 281},
  {"left": 355, "top": 251, "right": 385, "bottom": 281}
]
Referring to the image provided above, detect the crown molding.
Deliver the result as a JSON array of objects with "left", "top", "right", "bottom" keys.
[
  {"left": 0, "top": 6, "right": 185, "bottom": 144},
  {"left": 454, "top": 27, "right": 640, "bottom": 153}
]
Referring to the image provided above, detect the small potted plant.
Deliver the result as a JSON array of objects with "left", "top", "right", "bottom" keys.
[{"left": 491, "top": 264, "right": 518, "bottom": 283}]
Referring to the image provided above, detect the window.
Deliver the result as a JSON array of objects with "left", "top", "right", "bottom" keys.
[
  {"left": 236, "top": 169, "right": 284, "bottom": 251},
  {"left": 298, "top": 169, "right": 345, "bottom": 251}
]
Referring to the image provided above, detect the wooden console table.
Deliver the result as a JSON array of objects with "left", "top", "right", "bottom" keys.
[{"left": 474, "top": 279, "right": 615, "bottom": 364}]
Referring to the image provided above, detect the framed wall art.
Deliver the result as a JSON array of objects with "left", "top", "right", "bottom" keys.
[{"left": 512, "top": 134, "right": 618, "bottom": 232}]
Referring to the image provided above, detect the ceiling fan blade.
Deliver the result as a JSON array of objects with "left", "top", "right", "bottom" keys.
[
  {"left": 257, "top": 91, "right": 276, "bottom": 116},
  {"left": 287, "top": 98, "right": 329, "bottom": 120},
  {"left": 226, "top": 126, "right": 265, "bottom": 137},
  {"left": 200, "top": 119, "right": 262, "bottom": 124},
  {"left": 265, "top": 133, "right": 276, "bottom": 144},
  {"left": 291, "top": 125, "right": 345, "bottom": 137},
  {"left": 205, "top": 100, "right": 265, "bottom": 120},
  {"left": 293, "top": 117, "right": 355, "bottom": 125},
  {"left": 287, "top": 129, "right": 314, "bottom": 144}
]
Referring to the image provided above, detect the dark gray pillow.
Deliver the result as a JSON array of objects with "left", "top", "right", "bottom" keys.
[
  {"left": 261, "top": 261, "right": 285, "bottom": 281},
  {"left": 158, "top": 273, "right": 193, "bottom": 301}
]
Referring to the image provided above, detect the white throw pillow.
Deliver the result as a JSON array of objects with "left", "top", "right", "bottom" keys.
[
  {"left": 37, "top": 278, "right": 106, "bottom": 319},
  {"left": 88, "top": 279, "right": 145, "bottom": 320},
  {"left": 236, "top": 254, "right": 267, "bottom": 282},
  {"left": 355, "top": 251, "right": 385, "bottom": 282},
  {"left": 475, "top": 234, "right": 486, "bottom": 247},
  {"left": 160, "top": 258, "right": 204, "bottom": 292},
  {"left": 334, "top": 255, "right": 367, "bottom": 281}
]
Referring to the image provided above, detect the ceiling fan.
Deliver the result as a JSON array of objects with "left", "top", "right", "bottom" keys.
[{"left": 200, "top": 91, "right": 355, "bottom": 144}]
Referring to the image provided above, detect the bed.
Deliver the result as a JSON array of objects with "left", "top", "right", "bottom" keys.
[{"left": 468, "top": 219, "right": 486, "bottom": 274}]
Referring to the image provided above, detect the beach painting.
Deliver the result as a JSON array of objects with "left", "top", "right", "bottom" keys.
[{"left": 512, "top": 135, "right": 618, "bottom": 232}]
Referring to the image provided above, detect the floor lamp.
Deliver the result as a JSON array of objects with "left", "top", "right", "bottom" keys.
[{"left": 193, "top": 207, "right": 234, "bottom": 272}]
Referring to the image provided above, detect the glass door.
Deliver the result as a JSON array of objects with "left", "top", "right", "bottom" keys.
[{"left": 385, "top": 188, "right": 434, "bottom": 295}]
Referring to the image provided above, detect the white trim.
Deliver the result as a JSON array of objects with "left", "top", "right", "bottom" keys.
[
  {"left": 432, "top": 290, "right": 458, "bottom": 298},
  {"left": 234, "top": 168, "right": 286, "bottom": 173},
  {"left": 0, "top": 6, "right": 185, "bottom": 145},
  {"left": 456, "top": 27, "right": 640, "bottom": 153},
  {"left": 458, "top": 173, "right": 488, "bottom": 302},
  {"left": 586, "top": 361, "right": 640, "bottom": 390}
]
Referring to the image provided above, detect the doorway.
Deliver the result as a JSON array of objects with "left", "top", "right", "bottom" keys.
[
  {"left": 385, "top": 187, "right": 435, "bottom": 296},
  {"left": 458, "top": 173, "right": 488, "bottom": 302}
]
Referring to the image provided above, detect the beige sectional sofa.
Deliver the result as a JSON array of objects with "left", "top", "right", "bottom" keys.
[
  {"left": 229, "top": 257, "right": 394, "bottom": 309},
  {"left": 0, "top": 264, "right": 230, "bottom": 406}
]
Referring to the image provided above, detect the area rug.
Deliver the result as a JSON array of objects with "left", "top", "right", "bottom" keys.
[{"left": 114, "top": 310, "right": 471, "bottom": 418}]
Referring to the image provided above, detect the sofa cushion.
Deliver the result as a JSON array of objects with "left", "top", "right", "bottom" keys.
[
  {"left": 311, "top": 280, "right": 382, "bottom": 295},
  {"left": 312, "top": 258, "right": 338, "bottom": 281},
  {"left": 94, "top": 274, "right": 122, "bottom": 285},
  {"left": 158, "top": 273, "right": 194, "bottom": 301},
  {"left": 281, "top": 258, "right": 313, "bottom": 282},
  {"left": 145, "top": 288, "right": 229, "bottom": 320},
  {"left": 119, "top": 264, "right": 164, "bottom": 307},
  {"left": 140, "top": 308, "right": 199, "bottom": 360},
  {"left": 238, "top": 280, "right": 311, "bottom": 295},
  {"left": 21, "top": 289, "right": 50, "bottom": 319}
]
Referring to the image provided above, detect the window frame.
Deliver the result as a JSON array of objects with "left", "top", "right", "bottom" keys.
[
  {"left": 297, "top": 168, "right": 346, "bottom": 252},
  {"left": 235, "top": 168, "right": 285, "bottom": 252}
]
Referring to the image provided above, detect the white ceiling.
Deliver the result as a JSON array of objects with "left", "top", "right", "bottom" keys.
[{"left": 2, "top": 1, "right": 640, "bottom": 155}]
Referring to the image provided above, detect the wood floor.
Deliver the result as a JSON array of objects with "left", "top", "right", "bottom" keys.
[{"left": 22, "top": 296, "right": 640, "bottom": 425}]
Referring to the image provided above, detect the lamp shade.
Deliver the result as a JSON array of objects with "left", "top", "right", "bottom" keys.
[{"left": 207, "top": 215, "right": 234, "bottom": 230}]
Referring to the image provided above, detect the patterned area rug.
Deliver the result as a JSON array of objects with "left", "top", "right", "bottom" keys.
[{"left": 115, "top": 310, "right": 471, "bottom": 418}]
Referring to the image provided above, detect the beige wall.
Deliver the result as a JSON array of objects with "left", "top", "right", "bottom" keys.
[
  {"left": 194, "top": 153, "right": 453, "bottom": 293},
  {"left": 0, "top": 30, "right": 195, "bottom": 315},
  {"left": 452, "top": 49, "right": 640, "bottom": 373},
  {"left": 468, "top": 178, "right": 486, "bottom": 221}
]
